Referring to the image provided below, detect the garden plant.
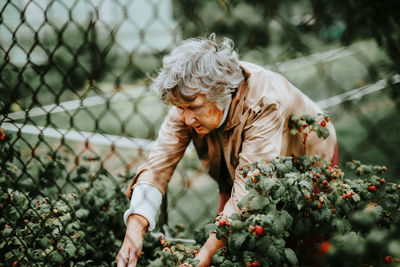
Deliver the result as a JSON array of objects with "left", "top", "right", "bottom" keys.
[{"left": 1, "top": 113, "right": 399, "bottom": 266}]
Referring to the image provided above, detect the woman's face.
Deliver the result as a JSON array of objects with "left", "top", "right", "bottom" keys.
[{"left": 172, "top": 94, "right": 224, "bottom": 135}]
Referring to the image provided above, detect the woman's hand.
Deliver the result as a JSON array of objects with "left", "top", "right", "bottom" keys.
[
  {"left": 196, "top": 233, "right": 225, "bottom": 267},
  {"left": 117, "top": 214, "right": 148, "bottom": 267}
]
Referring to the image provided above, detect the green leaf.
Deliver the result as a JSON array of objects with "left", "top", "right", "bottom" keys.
[
  {"left": 351, "top": 194, "right": 361, "bottom": 202},
  {"left": 65, "top": 241, "right": 77, "bottom": 257},
  {"left": 75, "top": 209, "right": 89, "bottom": 219},
  {"left": 285, "top": 248, "right": 298, "bottom": 264},
  {"left": 316, "top": 125, "right": 330, "bottom": 139},
  {"left": 220, "top": 260, "right": 234, "bottom": 267},
  {"left": 267, "top": 243, "right": 282, "bottom": 265},
  {"left": 270, "top": 215, "right": 285, "bottom": 235},
  {"left": 283, "top": 160, "right": 293, "bottom": 170},
  {"left": 230, "top": 233, "right": 247, "bottom": 251},
  {"left": 2, "top": 227, "right": 13, "bottom": 237},
  {"left": 321, "top": 207, "right": 332, "bottom": 222},
  {"left": 294, "top": 190, "right": 305, "bottom": 210},
  {"left": 272, "top": 186, "right": 285, "bottom": 200},
  {"left": 299, "top": 180, "right": 312, "bottom": 191},
  {"left": 332, "top": 218, "right": 351, "bottom": 233},
  {"left": 212, "top": 254, "right": 225, "bottom": 265},
  {"left": 248, "top": 235, "right": 257, "bottom": 250},
  {"left": 49, "top": 251, "right": 63, "bottom": 264},
  {"left": 275, "top": 163, "right": 290, "bottom": 174},
  {"left": 230, "top": 213, "right": 240, "bottom": 221},
  {"left": 249, "top": 195, "right": 270, "bottom": 211},
  {"left": 261, "top": 178, "right": 275, "bottom": 192},
  {"left": 258, "top": 163, "right": 272, "bottom": 174},
  {"left": 237, "top": 195, "right": 251, "bottom": 209},
  {"left": 39, "top": 236, "right": 51, "bottom": 249},
  {"left": 204, "top": 223, "right": 217, "bottom": 235},
  {"left": 243, "top": 168, "right": 248, "bottom": 177}
]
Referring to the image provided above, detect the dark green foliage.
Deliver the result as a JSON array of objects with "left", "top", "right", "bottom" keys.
[
  {"left": 174, "top": 0, "right": 400, "bottom": 75},
  {"left": 208, "top": 156, "right": 400, "bottom": 266},
  {"left": 0, "top": 133, "right": 130, "bottom": 266}
]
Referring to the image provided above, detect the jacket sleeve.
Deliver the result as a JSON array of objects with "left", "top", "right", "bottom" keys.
[
  {"left": 222, "top": 99, "right": 285, "bottom": 217},
  {"left": 124, "top": 107, "right": 191, "bottom": 198}
]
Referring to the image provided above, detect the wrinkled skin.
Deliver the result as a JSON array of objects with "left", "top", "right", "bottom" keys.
[
  {"left": 117, "top": 215, "right": 147, "bottom": 267},
  {"left": 173, "top": 94, "right": 224, "bottom": 135}
]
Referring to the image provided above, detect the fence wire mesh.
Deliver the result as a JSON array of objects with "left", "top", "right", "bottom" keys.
[{"left": 1, "top": 0, "right": 399, "bottom": 265}]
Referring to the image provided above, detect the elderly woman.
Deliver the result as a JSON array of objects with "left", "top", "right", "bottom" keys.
[{"left": 117, "top": 34, "right": 338, "bottom": 266}]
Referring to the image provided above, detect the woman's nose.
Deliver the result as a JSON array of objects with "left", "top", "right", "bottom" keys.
[{"left": 184, "top": 112, "right": 196, "bottom": 126}]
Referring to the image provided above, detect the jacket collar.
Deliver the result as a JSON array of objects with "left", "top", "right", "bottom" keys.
[{"left": 223, "top": 63, "right": 250, "bottom": 131}]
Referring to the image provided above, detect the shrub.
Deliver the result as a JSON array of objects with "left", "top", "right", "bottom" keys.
[
  {"left": 208, "top": 156, "right": 400, "bottom": 266},
  {"left": 0, "top": 132, "right": 130, "bottom": 266}
]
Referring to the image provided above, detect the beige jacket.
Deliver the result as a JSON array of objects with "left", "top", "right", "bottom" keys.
[{"left": 125, "top": 61, "right": 337, "bottom": 217}]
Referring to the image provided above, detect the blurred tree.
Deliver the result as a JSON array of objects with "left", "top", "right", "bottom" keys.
[{"left": 173, "top": 0, "right": 400, "bottom": 76}]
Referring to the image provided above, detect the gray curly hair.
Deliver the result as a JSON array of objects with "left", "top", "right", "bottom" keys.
[{"left": 154, "top": 34, "right": 244, "bottom": 109}]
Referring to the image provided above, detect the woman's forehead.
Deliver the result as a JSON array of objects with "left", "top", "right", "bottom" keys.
[{"left": 171, "top": 94, "right": 206, "bottom": 107}]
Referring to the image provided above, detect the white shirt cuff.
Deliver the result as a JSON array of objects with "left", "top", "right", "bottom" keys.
[{"left": 123, "top": 184, "right": 162, "bottom": 231}]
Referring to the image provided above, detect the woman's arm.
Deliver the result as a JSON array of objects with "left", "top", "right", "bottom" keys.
[{"left": 117, "top": 214, "right": 148, "bottom": 267}]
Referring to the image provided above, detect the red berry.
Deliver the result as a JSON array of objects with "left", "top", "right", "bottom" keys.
[
  {"left": 162, "top": 247, "right": 172, "bottom": 253},
  {"left": 252, "top": 176, "right": 258, "bottom": 183},
  {"left": 246, "top": 263, "right": 252, "bottom": 267},
  {"left": 346, "top": 192, "right": 352, "bottom": 198},
  {"left": 320, "top": 121, "right": 326, "bottom": 127},
  {"left": 325, "top": 117, "right": 330, "bottom": 122},
  {"left": 219, "top": 220, "right": 226, "bottom": 226},
  {"left": 318, "top": 241, "right": 331, "bottom": 256},
  {"left": 342, "top": 193, "right": 347, "bottom": 199},
  {"left": 13, "top": 262, "right": 18, "bottom": 266},
  {"left": 379, "top": 178, "right": 385, "bottom": 184},
  {"left": 384, "top": 256, "right": 392, "bottom": 263},
  {"left": 398, "top": 185, "right": 400, "bottom": 189},
  {"left": 252, "top": 262, "right": 260, "bottom": 267},
  {"left": 317, "top": 202, "right": 324, "bottom": 208},
  {"left": 322, "top": 180, "right": 328, "bottom": 186},
  {"left": 368, "top": 186, "right": 376, "bottom": 192},
  {"left": 254, "top": 226, "right": 264, "bottom": 236},
  {"left": 160, "top": 239, "right": 166, "bottom": 245},
  {"left": 382, "top": 166, "right": 387, "bottom": 171}
]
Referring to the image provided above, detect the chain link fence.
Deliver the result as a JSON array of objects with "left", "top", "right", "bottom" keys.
[{"left": 1, "top": 0, "right": 399, "bottom": 265}]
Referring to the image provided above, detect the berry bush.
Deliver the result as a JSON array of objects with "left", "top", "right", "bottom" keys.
[
  {"left": 1, "top": 111, "right": 400, "bottom": 267},
  {"left": 0, "top": 132, "right": 131, "bottom": 266},
  {"left": 208, "top": 156, "right": 400, "bottom": 266}
]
